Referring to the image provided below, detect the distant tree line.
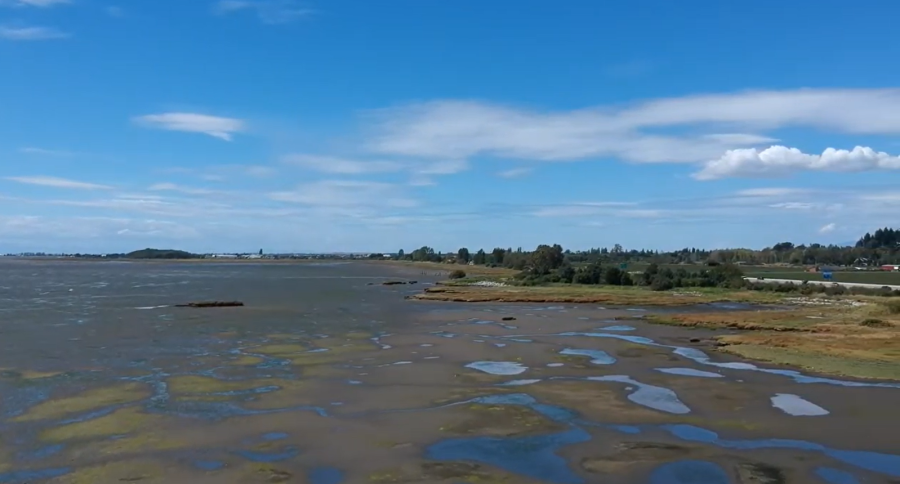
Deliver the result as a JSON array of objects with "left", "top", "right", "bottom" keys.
[{"left": 395, "top": 227, "right": 900, "bottom": 269}]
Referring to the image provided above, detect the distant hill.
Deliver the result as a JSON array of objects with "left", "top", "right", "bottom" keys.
[{"left": 125, "top": 248, "right": 197, "bottom": 259}]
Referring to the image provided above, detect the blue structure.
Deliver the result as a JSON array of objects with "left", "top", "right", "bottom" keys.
[{"left": 823, "top": 271, "right": 833, "bottom": 281}]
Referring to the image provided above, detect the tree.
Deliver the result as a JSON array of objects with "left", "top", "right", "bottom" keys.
[
  {"left": 398, "top": 249, "right": 405, "bottom": 260},
  {"left": 491, "top": 248, "right": 506, "bottom": 265},
  {"left": 473, "top": 249, "right": 487, "bottom": 265},
  {"left": 457, "top": 248, "right": 471, "bottom": 264},
  {"left": 259, "top": 248, "right": 263, "bottom": 256},
  {"left": 530, "top": 244, "right": 565, "bottom": 275}
]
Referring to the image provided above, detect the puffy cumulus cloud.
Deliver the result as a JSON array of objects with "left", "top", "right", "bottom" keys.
[
  {"left": 0, "top": 25, "right": 68, "bottom": 40},
  {"left": 213, "top": 0, "right": 313, "bottom": 24},
  {"left": 693, "top": 146, "right": 900, "bottom": 180},
  {"left": 366, "top": 89, "right": 900, "bottom": 166},
  {"left": 4, "top": 176, "right": 112, "bottom": 190},
  {"left": 133, "top": 113, "right": 245, "bottom": 141}
]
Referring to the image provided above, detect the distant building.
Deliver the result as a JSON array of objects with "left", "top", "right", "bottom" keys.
[
  {"left": 881, "top": 264, "right": 900, "bottom": 272},
  {"left": 211, "top": 254, "right": 238, "bottom": 259}
]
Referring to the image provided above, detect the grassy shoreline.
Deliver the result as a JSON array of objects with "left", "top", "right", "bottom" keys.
[{"left": 407, "top": 281, "right": 900, "bottom": 380}]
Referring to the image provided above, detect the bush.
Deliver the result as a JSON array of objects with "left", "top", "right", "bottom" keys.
[
  {"left": 885, "top": 299, "right": 900, "bottom": 314},
  {"left": 448, "top": 269, "right": 467, "bottom": 279},
  {"left": 860, "top": 318, "right": 892, "bottom": 328},
  {"left": 650, "top": 275, "right": 674, "bottom": 291}
]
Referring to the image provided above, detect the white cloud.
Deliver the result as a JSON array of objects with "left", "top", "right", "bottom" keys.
[
  {"left": 819, "top": 223, "right": 837, "bottom": 234},
  {"left": 694, "top": 145, "right": 900, "bottom": 180},
  {"left": 148, "top": 183, "right": 216, "bottom": 196},
  {"left": 735, "top": 187, "right": 807, "bottom": 197},
  {"left": 0, "top": 0, "right": 69, "bottom": 7},
  {"left": 4, "top": 176, "right": 112, "bottom": 190},
  {"left": 282, "top": 154, "right": 403, "bottom": 175},
  {"left": 0, "top": 215, "right": 198, "bottom": 240},
  {"left": 497, "top": 167, "right": 533, "bottom": 178},
  {"left": 133, "top": 113, "right": 245, "bottom": 141},
  {"left": 703, "top": 134, "right": 780, "bottom": 145},
  {"left": 19, "top": 147, "right": 76, "bottom": 157},
  {"left": 0, "top": 25, "right": 69, "bottom": 40},
  {"left": 269, "top": 180, "right": 417, "bottom": 208},
  {"left": 213, "top": 0, "right": 313, "bottom": 24},
  {"left": 363, "top": 89, "right": 900, "bottom": 177},
  {"left": 244, "top": 165, "right": 276, "bottom": 177},
  {"left": 532, "top": 202, "right": 637, "bottom": 218}
]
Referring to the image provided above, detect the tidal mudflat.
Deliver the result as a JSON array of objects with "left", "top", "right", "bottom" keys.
[{"left": 1, "top": 260, "right": 899, "bottom": 483}]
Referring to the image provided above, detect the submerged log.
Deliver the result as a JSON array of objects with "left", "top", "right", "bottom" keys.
[{"left": 175, "top": 301, "right": 244, "bottom": 308}]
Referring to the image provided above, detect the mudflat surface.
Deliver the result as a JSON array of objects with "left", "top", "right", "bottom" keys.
[{"left": 1, "top": 260, "right": 899, "bottom": 484}]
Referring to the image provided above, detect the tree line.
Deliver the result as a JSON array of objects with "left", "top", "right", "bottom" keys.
[{"left": 396, "top": 227, "right": 900, "bottom": 269}]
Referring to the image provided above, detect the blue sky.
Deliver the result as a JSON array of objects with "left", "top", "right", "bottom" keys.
[{"left": 2, "top": 0, "right": 899, "bottom": 254}]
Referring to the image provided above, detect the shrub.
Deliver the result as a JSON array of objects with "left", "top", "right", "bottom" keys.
[
  {"left": 448, "top": 269, "right": 467, "bottom": 279},
  {"left": 860, "top": 318, "right": 892, "bottom": 328},
  {"left": 650, "top": 275, "right": 674, "bottom": 291},
  {"left": 884, "top": 299, "right": 900, "bottom": 314}
]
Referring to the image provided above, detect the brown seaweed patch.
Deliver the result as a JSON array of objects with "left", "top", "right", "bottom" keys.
[
  {"left": 166, "top": 376, "right": 290, "bottom": 394},
  {"left": 230, "top": 355, "right": 266, "bottom": 366},
  {"left": 243, "top": 464, "right": 294, "bottom": 483},
  {"left": 0, "top": 368, "right": 65, "bottom": 380},
  {"left": 13, "top": 383, "right": 150, "bottom": 422},
  {"left": 581, "top": 442, "right": 699, "bottom": 474},
  {"left": 253, "top": 344, "right": 309, "bottom": 356},
  {"left": 40, "top": 407, "right": 151, "bottom": 442},
  {"left": 528, "top": 381, "right": 669, "bottom": 424},
  {"left": 370, "top": 462, "right": 512, "bottom": 483},
  {"left": 440, "top": 404, "right": 564, "bottom": 437},
  {"left": 57, "top": 460, "right": 167, "bottom": 484}
]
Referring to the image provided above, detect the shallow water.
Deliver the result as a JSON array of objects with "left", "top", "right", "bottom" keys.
[
  {"left": 770, "top": 393, "right": 829, "bottom": 416},
  {"left": 1, "top": 260, "right": 898, "bottom": 484}
]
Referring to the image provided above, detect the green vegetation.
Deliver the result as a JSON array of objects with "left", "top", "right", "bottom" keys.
[
  {"left": 124, "top": 248, "right": 197, "bottom": 259},
  {"left": 448, "top": 269, "right": 467, "bottom": 279}
]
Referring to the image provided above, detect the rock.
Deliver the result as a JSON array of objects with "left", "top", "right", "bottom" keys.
[
  {"left": 736, "top": 462, "right": 786, "bottom": 484},
  {"left": 690, "top": 338, "right": 701, "bottom": 343},
  {"left": 502, "top": 316, "right": 517, "bottom": 321},
  {"left": 175, "top": 301, "right": 244, "bottom": 308}
]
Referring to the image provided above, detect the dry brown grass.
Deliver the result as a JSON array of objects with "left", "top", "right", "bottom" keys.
[
  {"left": 649, "top": 300, "right": 900, "bottom": 380},
  {"left": 409, "top": 284, "right": 779, "bottom": 306}
]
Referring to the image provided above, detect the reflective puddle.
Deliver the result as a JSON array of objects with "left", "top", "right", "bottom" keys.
[
  {"left": 655, "top": 368, "right": 723, "bottom": 378},
  {"left": 770, "top": 393, "right": 829, "bottom": 416},
  {"left": 464, "top": 361, "right": 528, "bottom": 375}
]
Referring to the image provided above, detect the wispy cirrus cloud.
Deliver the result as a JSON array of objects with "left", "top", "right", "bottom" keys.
[
  {"left": 133, "top": 113, "right": 246, "bottom": 141},
  {"left": 213, "top": 0, "right": 313, "bottom": 24},
  {"left": 19, "top": 147, "right": 77, "bottom": 157},
  {"left": 269, "top": 180, "right": 417, "bottom": 209},
  {"left": 282, "top": 154, "right": 403, "bottom": 175},
  {"left": 0, "top": 0, "right": 70, "bottom": 7},
  {"left": 364, "top": 88, "right": 900, "bottom": 180},
  {"left": 3, "top": 176, "right": 112, "bottom": 190},
  {"left": 0, "top": 25, "right": 69, "bottom": 40},
  {"left": 497, "top": 167, "right": 533, "bottom": 178}
]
